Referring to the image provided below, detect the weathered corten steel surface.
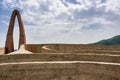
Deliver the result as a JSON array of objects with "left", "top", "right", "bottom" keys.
[{"left": 5, "top": 10, "right": 26, "bottom": 54}]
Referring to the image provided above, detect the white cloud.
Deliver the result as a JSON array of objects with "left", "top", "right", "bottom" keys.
[
  {"left": 0, "top": 0, "right": 120, "bottom": 48},
  {"left": 105, "top": 0, "right": 120, "bottom": 12}
]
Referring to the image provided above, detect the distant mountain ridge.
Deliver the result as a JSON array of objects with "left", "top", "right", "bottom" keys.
[{"left": 93, "top": 35, "right": 120, "bottom": 45}]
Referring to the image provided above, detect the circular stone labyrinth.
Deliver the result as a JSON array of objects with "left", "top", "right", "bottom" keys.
[{"left": 0, "top": 50, "right": 120, "bottom": 80}]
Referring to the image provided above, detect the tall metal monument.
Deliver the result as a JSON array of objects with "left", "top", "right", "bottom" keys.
[{"left": 5, "top": 10, "right": 26, "bottom": 54}]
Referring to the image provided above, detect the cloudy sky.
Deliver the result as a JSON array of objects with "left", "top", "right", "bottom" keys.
[{"left": 0, "top": 0, "right": 120, "bottom": 48}]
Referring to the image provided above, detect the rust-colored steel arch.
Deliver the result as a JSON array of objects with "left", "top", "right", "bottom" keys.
[{"left": 5, "top": 10, "right": 26, "bottom": 54}]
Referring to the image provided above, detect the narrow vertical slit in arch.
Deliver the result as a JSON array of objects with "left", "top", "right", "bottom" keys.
[{"left": 13, "top": 17, "right": 19, "bottom": 51}]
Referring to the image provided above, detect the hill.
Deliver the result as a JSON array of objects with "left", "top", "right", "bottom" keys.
[{"left": 93, "top": 35, "right": 120, "bottom": 45}]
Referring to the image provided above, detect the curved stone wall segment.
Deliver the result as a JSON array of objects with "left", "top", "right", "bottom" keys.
[
  {"left": 5, "top": 10, "right": 26, "bottom": 54},
  {"left": 0, "top": 61, "right": 119, "bottom": 80},
  {"left": 25, "top": 44, "right": 120, "bottom": 54}
]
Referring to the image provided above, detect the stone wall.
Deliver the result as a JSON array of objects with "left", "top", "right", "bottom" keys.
[
  {"left": 0, "top": 44, "right": 120, "bottom": 80},
  {"left": 0, "top": 53, "right": 120, "bottom": 63},
  {"left": 0, "top": 61, "right": 119, "bottom": 80},
  {"left": 0, "top": 48, "right": 5, "bottom": 55},
  {"left": 26, "top": 44, "right": 120, "bottom": 54}
]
